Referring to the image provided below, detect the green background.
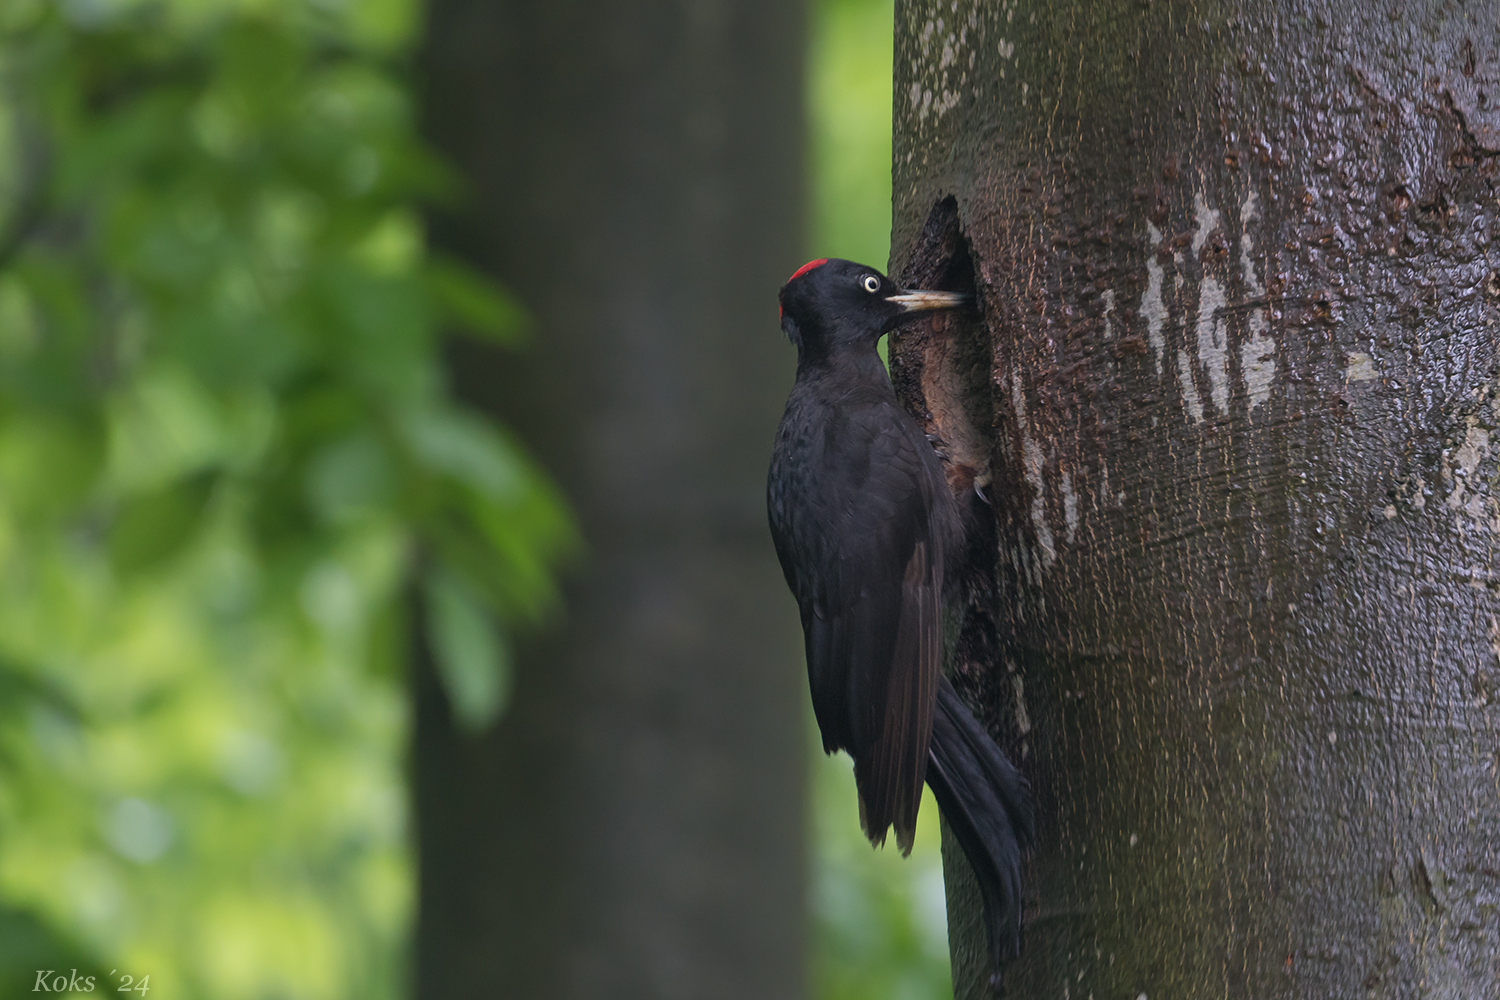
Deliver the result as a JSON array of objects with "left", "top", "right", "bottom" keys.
[{"left": 0, "top": 0, "right": 949, "bottom": 997}]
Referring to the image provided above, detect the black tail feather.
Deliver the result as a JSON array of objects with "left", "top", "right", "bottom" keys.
[{"left": 925, "top": 676, "right": 1034, "bottom": 994}]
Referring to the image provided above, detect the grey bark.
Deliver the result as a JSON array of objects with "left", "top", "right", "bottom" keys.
[
  {"left": 414, "top": 2, "right": 809, "bottom": 999},
  {"left": 888, "top": 1, "right": 1500, "bottom": 997}
]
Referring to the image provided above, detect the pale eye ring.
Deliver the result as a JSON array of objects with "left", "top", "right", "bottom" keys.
[{"left": 861, "top": 275, "right": 880, "bottom": 293}]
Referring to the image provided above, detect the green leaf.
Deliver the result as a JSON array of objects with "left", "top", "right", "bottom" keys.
[
  {"left": 0, "top": 414, "right": 105, "bottom": 520},
  {"left": 399, "top": 406, "right": 522, "bottom": 501},
  {"left": 0, "top": 903, "right": 107, "bottom": 990},
  {"left": 305, "top": 431, "right": 393, "bottom": 524},
  {"left": 422, "top": 563, "right": 510, "bottom": 732},
  {"left": 107, "top": 471, "right": 216, "bottom": 574},
  {"left": 214, "top": 19, "right": 302, "bottom": 127},
  {"left": 316, "top": 264, "right": 434, "bottom": 402},
  {"left": 426, "top": 257, "right": 529, "bottom": 345},
  {"left": 105, "top": 366, "right": 273, "bottom": 490}
]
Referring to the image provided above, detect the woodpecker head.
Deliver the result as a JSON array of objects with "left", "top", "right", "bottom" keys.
[{"left": 778, "top": 258, "right": 971, "bottom": 358}]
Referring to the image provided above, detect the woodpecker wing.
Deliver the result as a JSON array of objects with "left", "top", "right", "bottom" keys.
[
  {"left": 852, "top": 533, "right": 940, "bottom": 855},
  {"left": 769, "top": 395, "right": 953, "bottom": 853}
]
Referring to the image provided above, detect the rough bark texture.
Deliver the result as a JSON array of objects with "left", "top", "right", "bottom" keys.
[
  {"left": 414, "top": 3, "right": 808, "bottom": 998},
  {"left": 888, "top": 1, "right": 1500, "bottom": 997}
]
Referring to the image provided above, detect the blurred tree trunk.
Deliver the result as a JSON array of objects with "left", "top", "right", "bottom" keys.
[
  {"left": 887, "top": 1, "right": 1500, "bottom": 997},
  {"left": 414, "top": 3, "right": 808, "bottom": 999}
]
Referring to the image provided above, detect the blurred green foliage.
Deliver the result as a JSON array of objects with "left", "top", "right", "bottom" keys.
[
  {"left": 0, "top": 1, "right": 570, "bottom": 996},
  {"left": 813, "top": 756, "right": 952, "bottom": 1000},
  {"left": 809, "top": 0, "right": 953, "bottom": 997},
  {"left": 810, "top": 0, "right": 894, "bottom": 269}
]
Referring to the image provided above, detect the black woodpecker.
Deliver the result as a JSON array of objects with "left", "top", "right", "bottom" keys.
[{"left": 766, "top": 257, "right": 1034, "bottom": 993}]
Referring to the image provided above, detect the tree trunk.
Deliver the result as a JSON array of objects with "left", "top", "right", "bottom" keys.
[
  {"left": 414, "top": 3, "right": 808, "bottom": 998},
  {"left": 888, "top": 1, "right": 1500, "bottom": 996}
]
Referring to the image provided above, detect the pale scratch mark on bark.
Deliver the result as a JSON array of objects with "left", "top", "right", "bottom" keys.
[
  {"left": 1143, "top": 223, "right": 1167, "bottom": 374},
  {"left": 1011, "top": 371, "right": 1056, "bottom": 567},
  {"left": 1238, "top": 191, "right": 1276, "bottom": 412},
  {"left": 1197, "top": 274, "right": 1229, "bottom": 416}
]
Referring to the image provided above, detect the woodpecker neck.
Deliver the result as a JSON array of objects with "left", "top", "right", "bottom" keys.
[{"left": 795, "top": 339, "right": 892, "bottom": 392}]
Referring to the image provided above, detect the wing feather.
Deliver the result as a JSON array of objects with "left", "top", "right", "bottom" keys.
[
  {"left": 769, "top": 394, "right": 958, "bottom": 852},
  {"left": 853, "top": 540, "right": 940, "bottom": 853}
]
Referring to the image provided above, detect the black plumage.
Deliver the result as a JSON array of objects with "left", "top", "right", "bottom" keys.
[{"left": 766, "top": 258, "right": 1035, "bottom": 992}]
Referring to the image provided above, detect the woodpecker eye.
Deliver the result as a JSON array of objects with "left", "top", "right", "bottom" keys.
[{"left": 861, "top": 275, "right": 880, "bottom": 293}]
